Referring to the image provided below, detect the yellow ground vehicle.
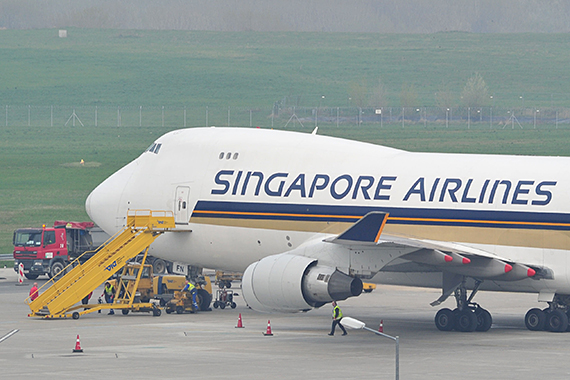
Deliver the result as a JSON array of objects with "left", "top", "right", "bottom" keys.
[
  {"left": 362, "top": 283, "right": 376, "bottom": 293},
  {"left": 215, "top": 270, "right": 242, "bottom": 288},
  {"left": 164, "top": 276, "right": 213, "bottom": 314},
  {"left": 26, "top": 210, "right": 175, "bottom": 319},
  {"left": 112, "top": 263, "right": 212, "bottom": 314}
]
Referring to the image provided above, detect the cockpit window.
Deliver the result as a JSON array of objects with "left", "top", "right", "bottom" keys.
[{"left": 145, "top": 143, "right": 162, "bottom": 154}]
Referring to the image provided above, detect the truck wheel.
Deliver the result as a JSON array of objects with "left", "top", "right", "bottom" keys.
[
  {"left": 50, "top": 262, "right": 65, "bottom": 279},
  {"left": 152, "top": 259, "right": 167, "bottom": 274},
  {"left": 24, "top": 273, "right": 39, "bottom": 280},
  {"left": 197, "top": 289, "right": 212, "bottom": 311}
]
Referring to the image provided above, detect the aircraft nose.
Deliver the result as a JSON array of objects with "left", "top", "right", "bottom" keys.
[{"left": 86, "top": 161, "right": 139, "bottom": 234}]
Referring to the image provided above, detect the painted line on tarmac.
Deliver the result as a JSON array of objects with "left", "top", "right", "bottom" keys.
[{"left": 0, "top": 329, "right": 19, "bottom": 343}]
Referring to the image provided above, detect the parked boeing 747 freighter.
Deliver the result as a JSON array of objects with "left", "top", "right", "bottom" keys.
[{"left": 86, "top": 127, "right": 570, "bottom": 332}]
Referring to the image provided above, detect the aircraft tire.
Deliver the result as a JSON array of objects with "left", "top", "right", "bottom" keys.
[
  {"left": 475, "top": 308, "right": 492, "bottom": 332},
  {"left": 152, "top": 259, "right": 167, "bottom": 274},
  {"left": 546, "top": 309, "right": 568, "bottom": 332},
  {"left": 434, "top": 308, "right": 455, "bottom": 331},
  {"left": 197, "top": 289, "right": 212, "bottom": 311},
  {"left": 455, "top": 309, "right": 477, "bottom": 332},
  {"left": 525, "top": 308, "right": 546, "bottom": 331}
]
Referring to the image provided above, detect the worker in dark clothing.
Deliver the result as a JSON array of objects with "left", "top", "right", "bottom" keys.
[
  {"left": 82, "top": 291, "right": 93, "bottom": 310},
  {"left": 102, "top": 282, "right": 115, "bottom": 315},
  {"left": 328, "top": 301, "right": 347, "bottom": 336},
  {"left": 182, "top": 280, "right": 199, "bottom": 310}
]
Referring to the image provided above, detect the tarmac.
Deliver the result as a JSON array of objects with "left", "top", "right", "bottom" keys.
[{"left": 1, "top": 267, "right": 569, "bottom": 380}]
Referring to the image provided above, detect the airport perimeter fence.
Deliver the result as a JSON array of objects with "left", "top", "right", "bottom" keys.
[{"left": 4, "top": 105, "right": 570, "bottom": 129}]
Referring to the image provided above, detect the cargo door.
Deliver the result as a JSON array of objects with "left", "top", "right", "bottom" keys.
[{"left": 174, "top": 186, "right": 190, "bottom": 225}]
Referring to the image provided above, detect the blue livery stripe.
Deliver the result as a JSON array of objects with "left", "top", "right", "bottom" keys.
[{"left": 192, "top": 200, "right": 570, "bottom": 231}]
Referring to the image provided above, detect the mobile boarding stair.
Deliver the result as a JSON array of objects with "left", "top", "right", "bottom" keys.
[{"left": 26, "top": 210, "right": 175, "bottom": 319}]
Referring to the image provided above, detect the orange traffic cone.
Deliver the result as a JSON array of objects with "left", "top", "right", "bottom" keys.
[
  {"left": 72, "top": 335, "right": 83, "bottom": 353},
  {"left": 236, "top": 313, "right": 245, "bottom": 328},
  {"left": 263, "top": 320, "right": 273, "bottom": 336},
  {"left": 378, "top": 320, "right": 384, "bottom": 333}
]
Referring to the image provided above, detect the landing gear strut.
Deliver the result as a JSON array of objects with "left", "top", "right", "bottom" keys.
[
  {"left": 434, "top": 278, "right": 492, "bottom": 332},
  {"left": 525, "top": 295, "right": 570, "bottom": 332}
]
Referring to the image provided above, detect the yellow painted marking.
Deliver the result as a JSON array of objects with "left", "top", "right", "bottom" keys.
[
  {"left": 193, "top": 210, "right": 570, "bottom": 229},
  {"left": 374, "top": 213, "right": 390, "bottom": 243},
  {"left": 390, "top": 217, "right": 570, "bottom": 228}
]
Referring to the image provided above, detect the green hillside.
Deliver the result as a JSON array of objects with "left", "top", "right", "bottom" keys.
[{"left": 1, "top": 29, "right": 570, "bottom": 108}]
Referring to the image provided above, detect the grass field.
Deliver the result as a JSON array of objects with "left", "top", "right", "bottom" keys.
[
  {"left": 2, "top": 29, "right": 570, "bottom": 257},
  {"left": 2, "top": 29, "right": 570, "bottom": 108}
]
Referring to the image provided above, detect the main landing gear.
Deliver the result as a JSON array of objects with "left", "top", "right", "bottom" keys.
[
  {"left": 525, "top": 295, "right": 570, "bottom": 333},
  {"left": 434, "top": 279, "right": 492, "bottom": 332}
]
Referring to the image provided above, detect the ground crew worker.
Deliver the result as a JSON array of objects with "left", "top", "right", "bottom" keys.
[
  {"left": 101, "top": 281, "right": 115, "bottom": 315},
  {"left": 29, "top": 282, "right": 39, "bottom": 301},
  {"left": 182, "top": 280, "right": 199, "bottom": 310},
  {"left": 328, "top": 301, "right": 347, "bottom": 336},
  {"left": 82, "top": 291, "right": 93, "bottom": 311}
]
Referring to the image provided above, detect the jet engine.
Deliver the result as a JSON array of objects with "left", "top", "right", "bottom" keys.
[{"left": 242, "top": 253, "right": 363, "bottom": 313}]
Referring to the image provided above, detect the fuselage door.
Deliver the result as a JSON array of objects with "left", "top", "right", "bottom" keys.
[{"left": 175, "top": 186, "right": 190, "bottom": 225}]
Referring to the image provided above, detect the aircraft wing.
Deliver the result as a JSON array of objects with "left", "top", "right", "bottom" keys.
[{"left": 326, "top": 211, "right": 546, "bottom": 282}]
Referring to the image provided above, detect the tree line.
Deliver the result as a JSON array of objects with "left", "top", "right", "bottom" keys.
[{"left": 2, "top": 0, "right": 570, "bottom": 33}]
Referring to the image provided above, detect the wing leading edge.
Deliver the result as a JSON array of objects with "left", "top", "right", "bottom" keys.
[{"left": 327, "top": 212, "right": 547, "bottom": 282}]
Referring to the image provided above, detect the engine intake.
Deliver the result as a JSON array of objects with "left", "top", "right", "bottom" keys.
[{"left": 242, "top": 253, "right": 363, "bottom": 313}]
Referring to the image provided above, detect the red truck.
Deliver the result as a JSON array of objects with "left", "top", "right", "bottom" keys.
[{"left": 13, "top": 221, "right": 102, "bottom": 280}]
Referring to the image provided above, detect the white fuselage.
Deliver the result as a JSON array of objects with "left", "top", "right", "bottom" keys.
[{"left": 86, "top": 127, "right": 570, "bottom": 295}]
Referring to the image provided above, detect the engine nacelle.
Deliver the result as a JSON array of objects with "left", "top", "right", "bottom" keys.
[{"left": 242, "top": 253, "right": 363, "bottom": 313}]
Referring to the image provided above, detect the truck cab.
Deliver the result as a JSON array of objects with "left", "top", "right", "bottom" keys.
[{"left": 13, "top": 221, "right": 95, "bottom": 279}]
